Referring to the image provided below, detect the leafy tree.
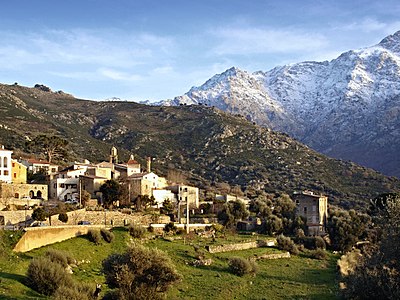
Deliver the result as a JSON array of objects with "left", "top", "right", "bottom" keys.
[
  {"left": 218, "top": 200, "right": 249, "bottom": 228},
  {"left": 32, "top": 207, "right": 47, "bottom": 222},
  {"left": 343, "top": 194, "right": 400, "bottom": 299},
  {"left": 161, "top": 199, "right": 174, "bottom": 215},
  {"left": 133, "top": 195, "right": 156, "bottom": 211},
  {"left": 100, "top": 179, "right": 121, "bottom": 208},
  {"left": 58, "top": 212, "right": 68, "bottom": 223},
  {"left": 327, "top": 208, "right": 371, "bottom": 252},
  {"left": 102, "top": 244, "right": 182, "bottom": 300},
  {"left": 28, "top": 135, "right": 68, "bottom": 163}
]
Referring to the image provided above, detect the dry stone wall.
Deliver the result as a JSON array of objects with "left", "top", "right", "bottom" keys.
[
  {"left": 49, "top": 209, "right": 170, "bottom": 226},
  {"left": 206, "top": 239, "right": 276, "bottom": 253}
]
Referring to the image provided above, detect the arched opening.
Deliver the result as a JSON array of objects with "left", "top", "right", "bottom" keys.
[
  {"left": 14, "top": 193, "right": 19, "bottom": 199},
  {"left": 29, "top": 190, "right": 34, "bottom": 199},
  {"left": 37, "top": 191, "right": 42, "bottom": 199}
]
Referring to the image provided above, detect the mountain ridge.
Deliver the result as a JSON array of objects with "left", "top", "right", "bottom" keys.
[{"left": 158, "top": 30, "right": 400, "bottom": 177}]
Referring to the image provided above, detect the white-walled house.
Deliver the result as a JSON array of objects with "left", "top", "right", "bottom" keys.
[
  {"left": 0, "top": 146, "right": 12, "bottom": 183},
  {"left": 152, "top": 189, "right": 176, "bottom": 207},
  {"left": 49, "top": 165, "right": 90, "bottom": 201}
]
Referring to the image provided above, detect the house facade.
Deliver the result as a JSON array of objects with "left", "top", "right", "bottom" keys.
[
  {"left": 293, "top": 191, "right": 328, "bottom": 236},
  {"left": 11, "top": 159, "right": 27, "bottom": 184},
  {"left": 0, "top": 146, "right": 12, "bottom": 183}
]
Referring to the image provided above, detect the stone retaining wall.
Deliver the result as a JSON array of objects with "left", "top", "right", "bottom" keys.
[
  {"left": 49, "top": 209, "right": 170, "bottom": 226},
  {"left": 251, "top": 252, "right": 291, "bottom": 261},
  {"left": 206, "top": 239, "right": 276, "bottom": 253},
  {"left": 13, "top": 225, "right": 104, "bottom": 252}
]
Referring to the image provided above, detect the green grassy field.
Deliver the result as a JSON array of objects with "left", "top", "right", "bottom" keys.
[{"left": 0, "top": 228, "right": 339, "bottom": 299}]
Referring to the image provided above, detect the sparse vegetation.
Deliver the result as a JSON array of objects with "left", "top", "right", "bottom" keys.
[
  {"left": 100, "top": 228, "right": 115, "bottom": 243},
  {"left": 276, "top": 234, "right": 299, "bottom": 255},
  {"left": 129, "top": 224, "right": 147, "bottom": 238},
  {"left": 228, "top": 257, "right": 258, "bottom": 276},
  {"left": 102, "top": 244, "right": 182, "bottom": 300},
  {"left": 87, "top": 229, "right": 102, "bottom": 245}
]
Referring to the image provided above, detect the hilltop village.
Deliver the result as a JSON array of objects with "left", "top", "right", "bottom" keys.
[{"left": 0, "top": 144, "right": 328, "bottom": 236}]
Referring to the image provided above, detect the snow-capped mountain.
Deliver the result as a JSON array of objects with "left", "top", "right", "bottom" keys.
[{"left": 160, "top": 30, "right": 400, "bottom": 177}]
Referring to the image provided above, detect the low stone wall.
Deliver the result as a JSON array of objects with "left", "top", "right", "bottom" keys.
[
  {"left": 251, "top": 252, "right": 291, "bottom": 261},
  {"left": 206, "top": 239, "right": 276, "bottom": 253},
  {"left": 0, "top": 209, "right": 33, "bottom": 226},
  {"left": 13, "top": 225, "right": 104, "bottom": 252},
  {"left": 49, "top": 209, "right": 170, "bottom": 226}
]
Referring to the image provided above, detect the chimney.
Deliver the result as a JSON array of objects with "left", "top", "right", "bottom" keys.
[{"left": 147, "top": 157, "right": 151, "bottom": 173}]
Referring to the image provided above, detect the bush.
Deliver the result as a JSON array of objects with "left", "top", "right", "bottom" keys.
[
  {"left": 310, "top": 248, "right": 327, "bottom": 260},
  {"left": 129, "top": 224, "right": 147, "bottom": 238},
  {"left": 32, "top": 207, "right": 47, "bottom": 222},
  {"left": 276, "top": 235, "right": 299, "bottom": 255},
  {"left": 58, "top": 212, "right": 68, "bottom": 223},
  {"left": 87, "top": 229, "right": 102, "bottom": 245},
  {"left": 164, "top": 222, "right": 177, "bottom": 234},
  {"left": 315, "top": 236, "right": 326, "bottom": 249},
  {"left": 45, "top": 249, "right": 74, "bottom": 267},
  {"left": 27, "top": 256, "right": 73, "bottom": 296},
  {"left": 102, "top": 244, "right": 182, "bottom": 300},
  {"left": 100, "top": 228, "right": 115, "bottom": 243},
  {"left": 52, "top": 283, "right": 94, "bottom": 300},
  {"left": 228, "top": 257, "right": 258, "bottom": 276}
]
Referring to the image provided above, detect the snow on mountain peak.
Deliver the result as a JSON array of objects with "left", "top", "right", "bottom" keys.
[{"left": 378, "top": 30, "right": 400, "bottom": 54}]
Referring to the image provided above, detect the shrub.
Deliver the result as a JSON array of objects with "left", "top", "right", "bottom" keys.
[
  {"left": 26, "top": 256, "right": 73, "bottom": 296},
  {"left": 52, "top": 283, "right": 94, "bottom": 300},
  {"left": 211, "top": 223, "right": 224, "bottom": 233},
  {"left": 102, "top": 244, "right": 182, "bottom": 300},
  {"left": 129, "top": 224, "right": 147, "bottom": 238},
  {"left": 32, "top": 207, "right": 47, "bottom": 222},
  {"left": 276, "top": 235, "right": 299, "bottom": 255},
  {"left": 45, "top": 249, "right": 74, "bottom": 267},
  {"left": 311, "top": 248, "right": 327, "bottom": 260},
  {"left": 228, "top": 257, "right": 258, "bottom": 276},
  {"left": 87, "top": 229, "right": 102, "bottom": 245},
  {"left": 58, "top": 212, "right": 68, "bottom": 223},
  {"left": 315, "top": 236, "right": 326, "bottom": 249},
  {"left": 100, "top": 228, "right": 115, "bottom": 243},
  {"left": 163, "top": 222, "right": 177, "bottom": 234}
]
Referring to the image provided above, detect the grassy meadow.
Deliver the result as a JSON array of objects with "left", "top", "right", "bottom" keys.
[{"left": 0, "top": 228, "right": 339, "bottom": 299}]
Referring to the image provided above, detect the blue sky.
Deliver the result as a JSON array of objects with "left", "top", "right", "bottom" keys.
[{"left": 0, "top": 0, "right": 399, "bottom": 101}]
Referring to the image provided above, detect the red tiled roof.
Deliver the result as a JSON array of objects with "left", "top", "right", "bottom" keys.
[
  {"left": 27, "top": 159, "right": 50, "bottom": 165},
  {"left": 127, "top": 160, "right": 140, "bottom": 165}
]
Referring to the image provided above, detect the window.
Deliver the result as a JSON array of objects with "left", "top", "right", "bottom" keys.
[
  {"left": 303, "top": 207, "right": 307, "bottom": 214},
  {"left": 3, "top": 157, "right": 8, "bottom": 168},
  {"left": 4, "top": 170, "right": 8, "bottom": 176},
  {"left": 60, "top": 183, "right": 65, "bottom": 188},
  {"left": 13, "top": 173, "right": 17, "bottom": 178},
  {"left": 184, "top": 187, "right": 188, "bottom": 192},
  {"left": 312, "top": 205, "right": 316, "bottom": 212},
  {"left": 12, "top": 162, "right": 15, "bottom": 167}
]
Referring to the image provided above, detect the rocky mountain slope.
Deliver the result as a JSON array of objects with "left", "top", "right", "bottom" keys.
[
  {"left": 162, "top": 31, "right": 400, "bottom": 177},
  {"left": 0, "top": 83, "right": 399, "bottom": 209}
]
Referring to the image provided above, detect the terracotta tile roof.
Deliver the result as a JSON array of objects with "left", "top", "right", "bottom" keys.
[
  {"left": 26, "top": 159, "right": 50, "bottom": 165},
  {"left": 127, "top": 159, "right": 140, "bottom": 165}
]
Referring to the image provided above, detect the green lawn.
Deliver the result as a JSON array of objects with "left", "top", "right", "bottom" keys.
[{"left": 0, "top": 229, "right": 339, "bottom": 299}]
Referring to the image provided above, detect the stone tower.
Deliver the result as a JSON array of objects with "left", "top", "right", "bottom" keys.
[{"left": 109, "top": 146, "right": 118, "bottom": 164}]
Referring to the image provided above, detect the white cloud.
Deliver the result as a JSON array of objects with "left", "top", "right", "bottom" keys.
[
  {"left": 210, "top": 27, "right": 329, "bottom": 56},
  {"left": 99, "top": 68, "right": 143, "bottom": 82}
]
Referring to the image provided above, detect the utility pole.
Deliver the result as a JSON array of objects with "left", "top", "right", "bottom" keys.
[{"left": 186, "top": 199, "right": 189, "bottom": 234}]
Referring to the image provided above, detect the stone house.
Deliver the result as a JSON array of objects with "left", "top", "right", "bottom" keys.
[
  {"left": 11, "top": 159, "right": 27, "bottom": 184},
  {"left": 293, "top": 191, "right": 328, "bottom": 236},
  {"left": 167, "top": 184, "right": 199, "bottom": 208},
  {"left": 20, "top": 158, "right": 58, "bottom": 176}
]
